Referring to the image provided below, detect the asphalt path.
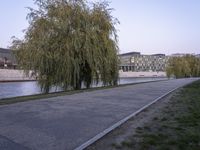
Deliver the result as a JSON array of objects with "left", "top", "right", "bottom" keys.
[{"left": 0, "top": 78, "right": 199, "bottom": 150}]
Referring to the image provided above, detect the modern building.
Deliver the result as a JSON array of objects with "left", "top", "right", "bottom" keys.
[
  {"left": 0, "top": 48, "right": 17, "bottom": 69},
  {"left": 119, "top": 52, "right": 170, "bottom": 72}
]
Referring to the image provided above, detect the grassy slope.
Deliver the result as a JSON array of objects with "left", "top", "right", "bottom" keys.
[{"left": 115, "top": 80, "right": 200, "bottom": 150}]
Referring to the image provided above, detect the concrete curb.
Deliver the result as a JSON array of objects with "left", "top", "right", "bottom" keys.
[
  {"left": 74, "top": 86, "right": 181, "bottom": 150},
  {"left": 0, "top": 79, "right": 36, "bottom": 82}
]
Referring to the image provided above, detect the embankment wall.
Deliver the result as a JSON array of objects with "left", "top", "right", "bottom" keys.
[
  {"left": 119, "top": 71, "right": 167, "bottom": 78},
  {"left": 0, "top": 69, "right": 35, "bottom": 81}
]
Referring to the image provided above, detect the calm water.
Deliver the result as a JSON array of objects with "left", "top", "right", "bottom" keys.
[{"left": 0, "top": 77, "right": 167, "bottom": 99}]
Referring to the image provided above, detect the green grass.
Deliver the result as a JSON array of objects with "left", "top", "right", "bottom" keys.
[{"left": 114, "top": 79, "right": 200, "bottom": 150}]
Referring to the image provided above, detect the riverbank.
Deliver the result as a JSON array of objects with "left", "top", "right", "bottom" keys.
[
  {"left": 0, "top": 79, "right": 36, "bottom": 82},
  {"left": 87, "top": 79, "right": 200, "bottom": 150},
  {"left": 0, "top": 79, "right": 168, "bottom": 105},
  {"left": 0, "top": 78, "right": 168, "bottom": 104},
  {"left": 0, "top": 69, "right": 35, "bottom": 82}
]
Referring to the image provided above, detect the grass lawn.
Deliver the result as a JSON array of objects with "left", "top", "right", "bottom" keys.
[{"left": 114, "top": 80, "right": 200, "bottom": 150}]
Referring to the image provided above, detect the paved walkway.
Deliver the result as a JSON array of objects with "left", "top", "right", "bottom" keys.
[{"left": 0, "top": 78, "right": 199, "bottom": 150}]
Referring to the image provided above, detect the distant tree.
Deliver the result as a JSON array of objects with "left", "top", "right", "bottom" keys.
[
  {"left": 11, "top": 0, "right": 119, "bottom": 93},
  {"left": 166, "top": 55, "right": 200, "bottom": 78}
]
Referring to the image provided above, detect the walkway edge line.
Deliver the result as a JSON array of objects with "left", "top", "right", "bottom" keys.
[{"left": 74, "top": 86, "right": 181, "bottom": 150}]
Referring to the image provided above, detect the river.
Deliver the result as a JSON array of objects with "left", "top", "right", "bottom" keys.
[{"left": 0, "top": 77, "right": 167, "bottom": 99}]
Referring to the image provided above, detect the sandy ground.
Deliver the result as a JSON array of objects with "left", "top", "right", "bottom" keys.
[{"left": 86, "top": 89, "right": 180, "bottom": 150}]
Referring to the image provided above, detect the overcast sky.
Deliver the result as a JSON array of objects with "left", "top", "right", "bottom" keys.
[{"left": 0, "top": 0, "right": 200, "bottom": 55}]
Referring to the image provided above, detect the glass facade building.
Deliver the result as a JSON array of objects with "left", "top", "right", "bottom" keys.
[{"left": 119, "top": 52, "right": 170, "bottom": 72}]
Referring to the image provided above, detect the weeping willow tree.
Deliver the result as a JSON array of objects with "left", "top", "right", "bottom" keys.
[
  {"left": 166, "top": 55, "right": 200, "bottom": 78},
  {"left": 11, "top": 0, "right": 119, "bottom": 93}
]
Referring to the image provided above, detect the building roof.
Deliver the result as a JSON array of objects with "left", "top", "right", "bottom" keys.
[
  {"left": 119, "top": 52, "right": 167, "bottom": 57},
  {"left": 119, "top": 51, "right": 140, "bottom": 56},
  {"left": 0, "top": 48, "right": 11, "bottom": 53},
  {"left": 151, "top": 54, "right": 165, "bottom": 56}
]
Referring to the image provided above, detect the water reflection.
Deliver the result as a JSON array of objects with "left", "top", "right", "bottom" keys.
[
  {"left": 0, "top": 82, "right": 40, "bottom": 99},
  {"left": 0, "top": 77, "right": 167, "bottom": 99}
]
